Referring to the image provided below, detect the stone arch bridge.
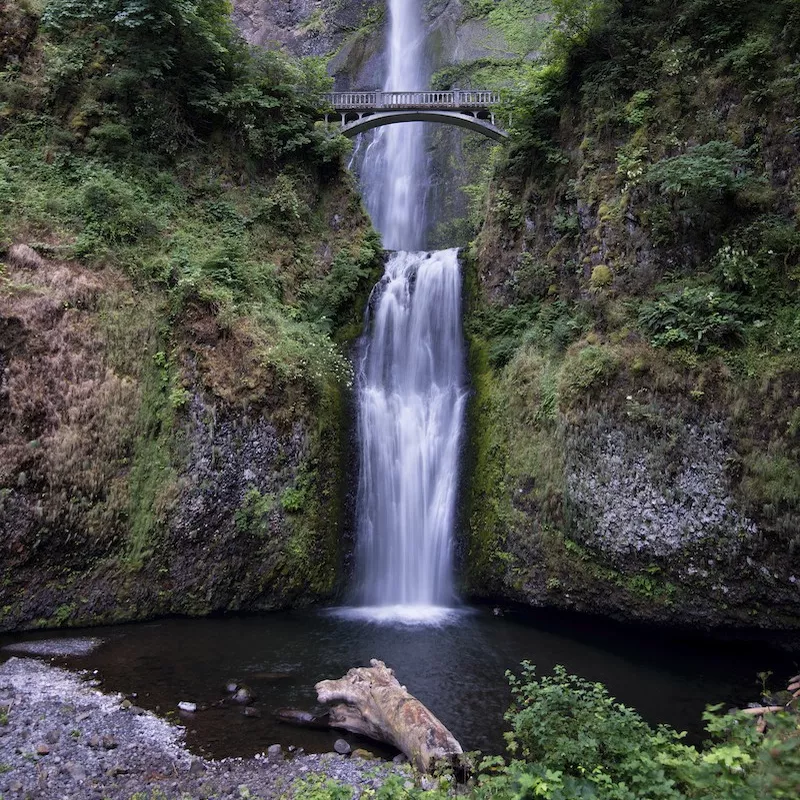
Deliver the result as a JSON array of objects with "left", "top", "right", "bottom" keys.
[{"left": 323, "top": 90, "right": 509, "bottom": 141}]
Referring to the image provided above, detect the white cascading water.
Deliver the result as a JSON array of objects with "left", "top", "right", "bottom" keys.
[
  {"left": 348, "top": 0, "right": 468, "bottom": 622},
  {"left": 358, "top": 0, "right": 428, "bottom": 250}
]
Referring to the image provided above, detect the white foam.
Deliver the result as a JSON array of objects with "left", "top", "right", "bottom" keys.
[{"left": 329, "top": 605, "right": 466, "bottom": 626}]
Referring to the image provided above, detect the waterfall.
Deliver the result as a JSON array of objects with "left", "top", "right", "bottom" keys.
[
  {"left": 359, "top": 0, "right": 428, "bottom": 249},
  {"left": 347, "top": 0, "right": 467, "bottom": 623},
  {"left": 354, "top": 250, "right": 467, "bottom": 618}
]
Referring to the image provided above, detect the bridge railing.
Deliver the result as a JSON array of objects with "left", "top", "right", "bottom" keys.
[{"left": 324, "top": 90, "right": 502, "bottom": 109}]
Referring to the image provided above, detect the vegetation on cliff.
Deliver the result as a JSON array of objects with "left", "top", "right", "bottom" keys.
[
  {"left": 0, "top": 0, "right": 381, "bottom": 630},
  {"left": 462, "top": 0, "right": 800, "bottom": 627}
]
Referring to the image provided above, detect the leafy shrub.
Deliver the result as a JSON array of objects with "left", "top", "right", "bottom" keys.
[
  {"left": 638, "top": 286, "right": 749, "bottom": 350},
  {"left": 506, "top": 663, "right": 692, "bottom": 798},
  {"left": 79, "top": 172, "right": 158, "bottom": 245},
  {"left": 717, "top": 33, "right": 775, "bottom": 84},
  {"left": 280, "top": 486, "right": 305, "bottom": 513},
  {"left": 476, "top": 302, "right": 541, "bottom": 367},
  {"left": 646, "top": 141, "right": 752, "bottom": 201},
  {"left": 86, "top": 123, "right": 134, "bottom": 157},
  {"left": 301, "top": 235, "right": 382, "bottom": 331},
  {"left": 40, "top": 0, "right": 336, "bottom": 164}
]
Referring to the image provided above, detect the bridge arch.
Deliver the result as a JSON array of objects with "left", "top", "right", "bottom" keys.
[{"left": 336, "top": 110, "right": 508, "bottom": 141}]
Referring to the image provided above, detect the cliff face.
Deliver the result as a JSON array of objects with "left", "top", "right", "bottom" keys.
[
  {"left": 0, "top": 1, "right": 382, "bottom": 631},
  {"left": 0, "top": 183, "right": 380, "bottom": 632},
  {"left": 462, "top": 0, "right": 800, "bottom": 630}
]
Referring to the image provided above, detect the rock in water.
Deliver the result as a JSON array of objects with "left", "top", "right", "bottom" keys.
[
  {"left": 178, "top": 701, "right": 197, "bottom": 713},
  {"left": 316, "top": 659, "right": 463, "bottom": 772},
  {"left": 275, "top": 708, "right": 329, "bottom": 728},
  {"left": 232, "top": 686, "right": 256, "bottom": 705}
]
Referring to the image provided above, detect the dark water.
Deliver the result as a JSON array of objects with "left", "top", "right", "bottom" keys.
[{"left": 2, "top": 607, "right": 797, "bottom": 759}]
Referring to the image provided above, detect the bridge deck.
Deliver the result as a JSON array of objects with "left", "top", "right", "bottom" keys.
[{"left": 325, "top": 90, "right": 501, "bottom": 111}]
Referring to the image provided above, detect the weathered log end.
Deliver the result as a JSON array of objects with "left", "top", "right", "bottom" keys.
[{"left": 315, "top": 659, "right": 463, "bottom": 772}]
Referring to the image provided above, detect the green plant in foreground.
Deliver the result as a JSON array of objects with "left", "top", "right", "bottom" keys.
[{"left": 293, "top": 665, "right": 800, "bottom": 799}]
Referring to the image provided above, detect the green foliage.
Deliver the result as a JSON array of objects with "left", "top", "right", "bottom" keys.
[
  {"left": 78, "top": 171, "right": 158, "bottom": 247},
  {"left": 293, "top": 775, "right": 355, "bottom": 800},
  {"left": 646, "top": 141, "right": 753, "bottom": 201},
  {"left": 36, "top": 0, "right": 336, "bottom": 164},
  {"left": 484, "top": 0, "right": 554, "bottom": 57},
  {"left": 505, "top": 63, "right": 568, "bottom": 178},
  {"left": 638, "top": 286, "right": 750, "bottom": 350},
  {"left": 513, "top": 252, "right": 557, "bottom": 300},
  {"left": 557, "top": 344, "right": 619, "bottom": 407},
  {"left": 300, "top": 229, "right": 383, "bottom": 332},
  {"left": 506, "top": 663, "right": 692, "bottom": 799},
  {"left": 290, "top": 665, "right": 800, "bottom": 799},
  {"left": 475, "top": 302, "right": 541, "bottom": 367},
  {"left": 235, "top": 488, "right": 276, "bottom": 536},
  {"left": 280, "top": 486, "right": 305, "bottom": 513}
]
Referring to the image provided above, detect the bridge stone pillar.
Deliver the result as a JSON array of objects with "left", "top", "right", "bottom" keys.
[
  {"left": 453, "top": 88, "right": 461, "bottom": 107},
  {"left": 375, "top": 90, "right": 383, "bottom": 109}
]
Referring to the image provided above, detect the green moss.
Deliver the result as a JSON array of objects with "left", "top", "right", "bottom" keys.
[
  {"left": 235, "top": 489, "right": 276, "bottom": 536},
  {"left": 463, "top": 254, "right": 514, "bottom": 592},
  {"left": 557, "top": 344, "right": 620, "bottom": 410}
]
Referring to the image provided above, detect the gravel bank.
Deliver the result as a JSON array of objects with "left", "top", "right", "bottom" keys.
[{"left": 0, "top": 657, "right": 409, "bottom": 799}]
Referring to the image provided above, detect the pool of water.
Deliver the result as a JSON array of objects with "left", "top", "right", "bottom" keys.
[{"left": 2, "top": 606, "right": 797, "bottom": 759}]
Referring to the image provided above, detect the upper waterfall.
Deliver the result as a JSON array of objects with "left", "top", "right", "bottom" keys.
[{"left": 359, "top": 0, "right": 429, "bottom": 249}]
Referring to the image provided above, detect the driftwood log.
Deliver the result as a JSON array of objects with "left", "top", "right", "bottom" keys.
[{"left": 315, "top": 659, "right": 463, "bottom": 772}]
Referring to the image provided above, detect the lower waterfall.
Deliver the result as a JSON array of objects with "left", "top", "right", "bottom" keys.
[{"left": 351, "top": 248, "right": 467, "bottom": 621}]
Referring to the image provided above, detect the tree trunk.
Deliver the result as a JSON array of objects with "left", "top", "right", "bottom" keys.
[{"left": 315, "top": 659, "right": 463, "bottom": 772}]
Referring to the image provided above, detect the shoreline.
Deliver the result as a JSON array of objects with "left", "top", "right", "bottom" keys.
[{"left": 0, "top": 657, "right": 408, "bottom": 799}]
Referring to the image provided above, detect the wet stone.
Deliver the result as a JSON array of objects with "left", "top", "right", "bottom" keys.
[
  {"left": 333, "top": 738, "right": 351, "bottom": 755},
  {"left": 189, "top": 759, "right": 206, "bottom": 776}
]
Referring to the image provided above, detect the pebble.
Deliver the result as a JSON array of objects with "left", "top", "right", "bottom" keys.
[
  {"left": 36, "top": 743, "right": 51, "bottom": 755},
  {"left": 334, "top": 738, "right": 351, "bottom": 755},
  {"left": 178, "top": 701, "right": 197, "bottom": 713},
  {"left": 232, "top": 686, "right": 256, "bottom": 705},
  {"left": 243, "top": 706, "right": 261, "bottom": 718},
  {"left": 66, "top": 761, "right": 87, "bottom": 782}
]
